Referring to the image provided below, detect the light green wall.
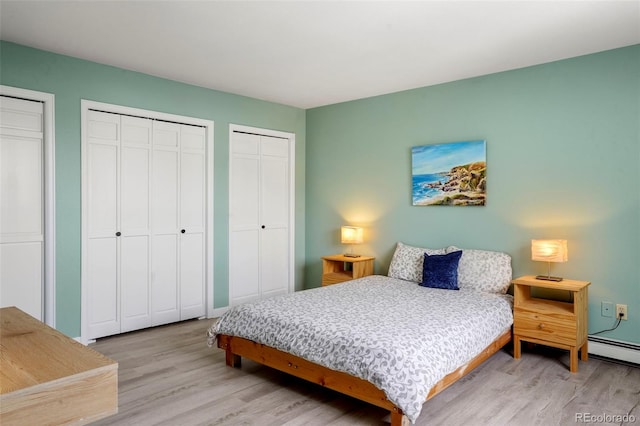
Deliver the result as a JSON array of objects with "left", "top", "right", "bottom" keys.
[
  {"left": 306, "top": 45, "right": 640, "bottom": 344},
  {"left": 2, "top": 40, "right": 638, "bottom": 345},
  {"left": 0, "top": 41, "right": 306, "bottom": 337}
]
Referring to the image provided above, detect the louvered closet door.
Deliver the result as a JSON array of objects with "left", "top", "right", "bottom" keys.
[{"left": 0, "top": 96, "right": 44, "bottom": 320}]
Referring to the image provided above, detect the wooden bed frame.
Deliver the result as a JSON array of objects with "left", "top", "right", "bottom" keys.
[{"left": 218, "top": 328, "right": 512, "bottom": 425}]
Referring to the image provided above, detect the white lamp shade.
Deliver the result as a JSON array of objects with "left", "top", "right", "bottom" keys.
[
  {"left": 531, "top": 239, "right": 568, "bottom": 263},
  {"left": 341, "top": 226, "right": 363, "bottom": 244}
]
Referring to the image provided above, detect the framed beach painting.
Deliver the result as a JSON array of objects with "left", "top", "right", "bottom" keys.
[{"left": 412, "top": 140, "right": 486, "bottom": 206}]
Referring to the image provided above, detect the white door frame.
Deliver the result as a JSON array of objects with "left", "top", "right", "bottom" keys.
[
  {"left": 0, "top": 85, "right": 56, "bottom": 327},
  {"left": 81, "top": 100, "right": 214, "bottom": 343},
  {"left": 228, "top": 124, "right": 296, "bottom": 299}
]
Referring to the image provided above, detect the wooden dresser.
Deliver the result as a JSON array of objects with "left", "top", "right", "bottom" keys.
[{"left": 0, "top": 306, "right": 118, "bottom": 425}]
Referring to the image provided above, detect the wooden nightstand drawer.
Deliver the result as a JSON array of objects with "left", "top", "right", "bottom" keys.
[
  {"left": 512, "top": 275, "right": 590, "bottom": 373},
  {"left": 514, "top": 309, "right": 576, "bottom": 346}
]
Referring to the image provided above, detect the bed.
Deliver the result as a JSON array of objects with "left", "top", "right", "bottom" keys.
[{"left": 209, "top": 243, "right": 514, "bottom": 425}]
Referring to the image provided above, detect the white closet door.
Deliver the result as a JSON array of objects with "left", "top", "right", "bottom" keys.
[
  {"left": 260, "top": 136, "right": 290, "bottom": 298},
  {"left": 229, "top": 133, "right": 261, "bottom": 305},
  {"left": 86, "top": 111, "right": 120, "bottom": 338},
  {"left": 0, "top": 96, "right": 44, "bottom": 320},
  {"left": 120, "top": 116, "right": 152, "bottom": 332},
  {"left": 179, "top": 124, "right": 205, "bottom": 319},
  {"left": 229, "top": 131, "right": 291, "bottom": 306},
  {"left": 152, "top": 121, "right": 180, "bottom": 326},
  {"left": 83, "top": 101, "right": 211, "bottom": 342}
]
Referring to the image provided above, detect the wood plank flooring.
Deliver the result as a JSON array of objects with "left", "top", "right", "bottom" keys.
[{"left": 90, "top": 319, "right": 640, "bottom": 426}]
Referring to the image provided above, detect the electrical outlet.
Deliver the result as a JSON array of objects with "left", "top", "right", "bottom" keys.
[
  {"left": 601, "top": 301, "right": 614, "bottom": 317},
  {"left": 616, "top": 304, "right": 628, "bottom": 321}
]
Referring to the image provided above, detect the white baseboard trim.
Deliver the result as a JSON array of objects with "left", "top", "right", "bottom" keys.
[
  {"left": 210, "top": 306, "right": 230, "bottom": 318},
  {"left": 588, "top": 336, "right": 640, "bottom": 365},
  {"left": 74, "top": 336, "right": 95, "bottom": 345}
]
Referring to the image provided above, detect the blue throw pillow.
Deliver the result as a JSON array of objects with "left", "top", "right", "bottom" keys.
[{"left": 420, "top": 251, "right": 462, "bottom": 290}]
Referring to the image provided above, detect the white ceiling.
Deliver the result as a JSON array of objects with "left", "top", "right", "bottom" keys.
[{"left": 1, "top": 1, "right": 638, "bottom": 109}]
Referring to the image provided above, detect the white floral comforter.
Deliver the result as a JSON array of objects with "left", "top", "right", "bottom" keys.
[{"left": 208, "top": 275, "right": 513, "bottom": 423}]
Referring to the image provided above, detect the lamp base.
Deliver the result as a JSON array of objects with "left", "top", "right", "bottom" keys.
[
  {"left": 535, "top": 275, "right": 563, "bottom": 282},
  {"left": 343, "top": 253, "right": 361, "bottom": 258}
]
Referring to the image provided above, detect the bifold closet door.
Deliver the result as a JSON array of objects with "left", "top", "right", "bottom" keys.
[
  {"left": 229, "top": 132, "right": 261, "bottom": 305},
  {"left": 151, "top": 121, "right": 206, "bottom": 326},
  {"left": 179, "top": 125, "right": 206, "bottom": 320},
  {"left": 152, "top": 121, "right": 181, "bottom": 326},
  {"left": 86, "top": 111, "right": 121, "bottom": 338},
  {"left": 86, "top": 109, "right": 206, "bottom": 339},
  {"left": 0, "top": 96, "right": 44, "bottom": 320},
  {"left": 229, "top": 132, "right": 290, "bottom": 306},
  {"left": 259, "top": 136, "right": 290, "bottom": 298},
  {"left": 120, "top": 116, "right": 152, "bottom": 333},
  {"left": 86, "top": 111, "right": 152, "bottom": 338}
]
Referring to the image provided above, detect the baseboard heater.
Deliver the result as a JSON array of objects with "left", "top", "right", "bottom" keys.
[{"left": 588, "top": 336, "right": 640, "bottom": 365}]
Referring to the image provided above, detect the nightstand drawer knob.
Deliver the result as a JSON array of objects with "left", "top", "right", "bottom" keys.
[{"left": 538, "top": 323, "right": 545, "bottom": 329}]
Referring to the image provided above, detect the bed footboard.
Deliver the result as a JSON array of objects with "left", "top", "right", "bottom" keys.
[
  {"left": 217, "top": 328, "right": 511, "bottom": 426},
  {"left": 217, "top": 334, "right": 401, "bottom": 412}
]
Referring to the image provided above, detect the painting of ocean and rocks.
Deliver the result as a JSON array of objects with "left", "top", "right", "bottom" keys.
[{"left": 412, "top": 140, "right": 486, "bottom": 206}]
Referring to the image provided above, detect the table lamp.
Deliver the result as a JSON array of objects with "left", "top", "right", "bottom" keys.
[
  {"left": 341, "top": 226, "right": 363, "bottom": 258},
  {"left": 531, "top": 239, "right": 568, "bottom": 282}
]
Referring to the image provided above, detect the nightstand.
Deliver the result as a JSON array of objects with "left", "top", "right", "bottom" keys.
[
  {"left": 321, "top": 254, "right": 375, "bottom": 286},
  {"left": 512, "top": 275, "right": 590, "bottom": 372}
]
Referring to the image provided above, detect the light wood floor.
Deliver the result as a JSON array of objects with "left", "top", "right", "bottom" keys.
[{"left": 90, "top": 319, "right": 640, "bottom": 426}]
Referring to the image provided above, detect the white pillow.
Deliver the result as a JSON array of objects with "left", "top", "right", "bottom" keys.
[
  {"left": 388, "top": 242, "right": 447, "bottom": 283},
  {"left": 446, "top": 246, "right": 512, "bottom": 293}
]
